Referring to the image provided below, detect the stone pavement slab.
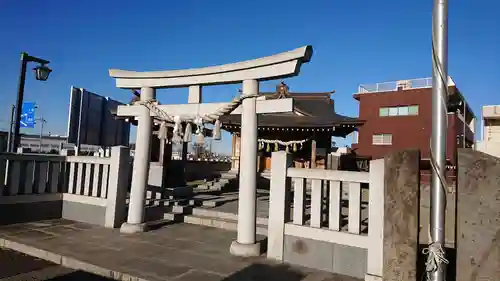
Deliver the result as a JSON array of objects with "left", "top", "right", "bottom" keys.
[
  {"left": 0, "top": 219, "right": 360, "bottom": 281},
  {"left": 0, "top": 248, "right": 114, "bottom": 280}
]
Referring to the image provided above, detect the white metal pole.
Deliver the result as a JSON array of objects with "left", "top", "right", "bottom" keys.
[
  {"left": 430, "top": 0, "right": 448, "bottom": 280},
  {"left": 39, "top": 117, "right": 45, "bottom": 153}
]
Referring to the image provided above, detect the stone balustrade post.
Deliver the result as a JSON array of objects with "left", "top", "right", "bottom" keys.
[
  {"left": 105, "top": 146, "right": 130, "bottom": 228},
  {"left": 267, "top": 151, "right": 292, "bottom": 260}
]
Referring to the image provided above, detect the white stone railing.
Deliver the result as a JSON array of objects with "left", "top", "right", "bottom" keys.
[
  {"left": 0, "top": 146, "right": 130, "bottom": 228},
  {"left": 65, "top": 155, "right": 112, "bottom": 199},
  {"left": 267, "top": 151, "right": 385, "bottom": 279},
  {"left": 0, "top": 153, "right": 66, "bottom": 197}
]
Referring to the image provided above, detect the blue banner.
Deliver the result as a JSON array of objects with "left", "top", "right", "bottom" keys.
[{"left": 20, "top": 102, "right": 36, "bottom": 128}]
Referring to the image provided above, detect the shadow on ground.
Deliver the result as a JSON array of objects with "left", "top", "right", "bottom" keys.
[
  {"left": 222, "top": 263, "right": 362, "bottom": 281},
  {"left": 0, "top": 248, "right": 115, "bottom": 281},
  {"left": 46, "top": 271, "right": 115, "bottom": 280},
  {"left": 222, "top": 263, "right": 306, "bottom": 281}
]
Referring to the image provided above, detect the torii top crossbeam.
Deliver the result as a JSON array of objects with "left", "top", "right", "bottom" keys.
[{"left": 109, "top": 46, "right": 313, "bottom": 89}]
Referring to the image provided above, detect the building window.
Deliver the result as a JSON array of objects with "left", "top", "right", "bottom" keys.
[
  {"left": 379, "top": 107, "right": 389, "bottom": 117},
  {"left": 379, "top": 105, "right": 419, "bottom": 117},
  {"left": 398, "top": 106, "right": 409, "bottom": 116},
  {"left": 372, "top": 134, "right": 393, "bottom": 145},
  {"left": 408, "top": 105, "right": 419, "bottom": 115},
  {"left": 388, "top": 107, "right": 399, "bottom": 116}
]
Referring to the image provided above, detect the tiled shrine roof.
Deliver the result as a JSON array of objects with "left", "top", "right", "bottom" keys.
[{"left": 220, "top": 82, "right": 362, "bottom": 128}]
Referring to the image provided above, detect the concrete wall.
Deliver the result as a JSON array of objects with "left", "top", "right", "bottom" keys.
[
  {"left": 0, "top": 193, "right": 113, "bottom": 227},
  {"left": 168, "top": 160, "right": 231, "bottom": 184},
  {"left": 0, "top": 199, "right": 62, "bottom": 225},
  {"left": 184, "top": 160, "right": 231, "bottom": 180},
  {"left": 283, "top": 236, "right": 367, "bottom": 279},
  {"left": 456, "top": 149, "right": 500, "bottom": 281},
  {"left": 148, "top": 160, "right": 231, "bottom": 190},
  {"left": 382, "top": 150, "right": 420, "bottom": 281},
  {"left": 61, "top": 201, "right": 106, "bottom": 226}
]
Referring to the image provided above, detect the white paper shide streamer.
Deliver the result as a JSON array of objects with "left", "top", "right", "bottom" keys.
[{"left": 258, "top": 138, "right": 310, "bottom": 152}]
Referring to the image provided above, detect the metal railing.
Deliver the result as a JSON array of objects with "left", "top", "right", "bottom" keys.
[{"left": 358, "top": 77, "right": 455, "bottom": 93}]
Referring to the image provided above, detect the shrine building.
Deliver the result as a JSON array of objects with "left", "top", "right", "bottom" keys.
[{"left": 220, "top": 82, "right": 362, "bottom": 171}]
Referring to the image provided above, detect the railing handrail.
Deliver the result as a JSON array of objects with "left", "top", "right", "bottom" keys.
[
  {"left": 0, "top": 153, "right": 112, "bottom": 165},
  {"left": 357, "top": 76, "right": 455, "bottom": 94},
  {"left": 287, "top": 167, "right": 370, "bottom": 183},
  {"left": 65, "top": 155, "right": 112, "bottom": 165},
  {"left": 0, "top": 153, "right": 66, "bottom": 162}
]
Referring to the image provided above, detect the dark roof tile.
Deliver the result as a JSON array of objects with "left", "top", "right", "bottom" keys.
[{"left": 220, "top": 92, "right": 362, "bottom": 128}]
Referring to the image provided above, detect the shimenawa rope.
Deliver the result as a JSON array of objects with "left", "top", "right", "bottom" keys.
[{"left": 136, "top": 92, "right": 259, "bottom": 142}]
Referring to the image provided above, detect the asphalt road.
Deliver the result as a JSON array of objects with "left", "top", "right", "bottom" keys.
[{"left": 0, "top": 248, "right": 113, "bottom": 281}]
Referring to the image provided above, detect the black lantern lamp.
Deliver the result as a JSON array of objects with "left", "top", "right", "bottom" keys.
[{"left": 33, "top": 64, "right": 52, "bottom": 81}]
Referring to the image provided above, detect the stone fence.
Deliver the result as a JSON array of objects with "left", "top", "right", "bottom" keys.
[
  {"left": 267, "top": 150, "right": 420, "bottom": 281},
  {"left": 0, "top": 146, "right": 130, "bottom": 228}
]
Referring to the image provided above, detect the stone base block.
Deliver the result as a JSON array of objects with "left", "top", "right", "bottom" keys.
[
  {"left": 229, "top": 241, "right": 261, "bottom": 257},
  {"left": 120, "top": 222, "right": 148, "bottom": 234},
  {"left": 365, "top": 274, "right": 382, "bottom": 281}
]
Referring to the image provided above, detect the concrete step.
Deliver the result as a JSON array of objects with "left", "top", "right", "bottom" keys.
[
  {"left": 191, "top": 208, "right": 268, "bottom": 226},
  {"left": 188, "top": 195, "right": 225, "bottom": 207},
  {"left": 182, "top": 214, "right": 268, "bottom": 236},
  {"left": 220, "top": 173, "right": 238, "bottom": 179},
  {"left": 218, "top": 178, "right": 230, "bottom": 184},
  {"left": 166, "top": 204, "right": 192, "bottom": 214},
  {"left": 163, "top": 212, "right": 185, "bottom": 222},
  {"left": 162, "top": 207, "right": 267, "bottom": 235},
  {"left": 191, "top": 188, "right": 223, "bottom": 195},
  {"left": 162, "top": 204, "right": 193, "bottom": 221},
  {"left": 165, "top": 186, "right": 194, "bottom": 197}
]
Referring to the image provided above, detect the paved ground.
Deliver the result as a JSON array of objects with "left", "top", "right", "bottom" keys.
[
  {"left": 0, "top": 219, "right": 360, "bottom": 281},
  {"left": 201, "top": 189, "right": 271, "bottom": 218},
  {"left": 0, "top": 248, "right": 113, "bottom": 280}
]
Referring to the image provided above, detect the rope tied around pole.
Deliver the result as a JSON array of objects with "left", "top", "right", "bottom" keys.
[{"left": 423, "top": 234, "right": 449, "bottom": 278}]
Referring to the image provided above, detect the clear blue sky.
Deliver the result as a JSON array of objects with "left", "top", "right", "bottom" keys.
[{"left": 1, "top": 0, "right": 499, "bottom": 154}]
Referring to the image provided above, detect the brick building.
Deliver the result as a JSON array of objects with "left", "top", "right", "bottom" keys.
[{"left": 351, "top": 77, "right": 475, "bottom": 182}]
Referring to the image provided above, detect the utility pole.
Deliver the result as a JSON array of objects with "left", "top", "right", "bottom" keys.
[
  {"left": 430, "top": 0, "right": 449, "bottom": 280},
  {"left": 36, "top": 117, "right": 47, "bottom": 153},
  {"left": 6, "top": 105, "right": 15, "bottom": 152}
]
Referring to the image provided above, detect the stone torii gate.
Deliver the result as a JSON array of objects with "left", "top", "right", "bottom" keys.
[{"left": 109, "top": 45, "right": 313, "bottom": 257}]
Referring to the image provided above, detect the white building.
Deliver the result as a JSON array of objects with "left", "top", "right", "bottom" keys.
[
  {"left": 0, "top": 132, "right": 101, "bottom": 154},
  {"left": 475, "top": 105, "right": 500, "bottom": 157}
]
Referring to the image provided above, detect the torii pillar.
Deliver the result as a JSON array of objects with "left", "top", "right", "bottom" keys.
[
  {"left": 230, "top": 79, "right": 259, "bottom": 255},
  {"left": 120, "top": 87, "right": 155, "bottom": 233},
  {"left": 109, "top": 45, "right": 313, "bottom": 257}
]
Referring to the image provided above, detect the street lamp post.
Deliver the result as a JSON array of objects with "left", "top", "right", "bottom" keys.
[{"left": 12, "top": 52, "right": 52, "bottom": 153}]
